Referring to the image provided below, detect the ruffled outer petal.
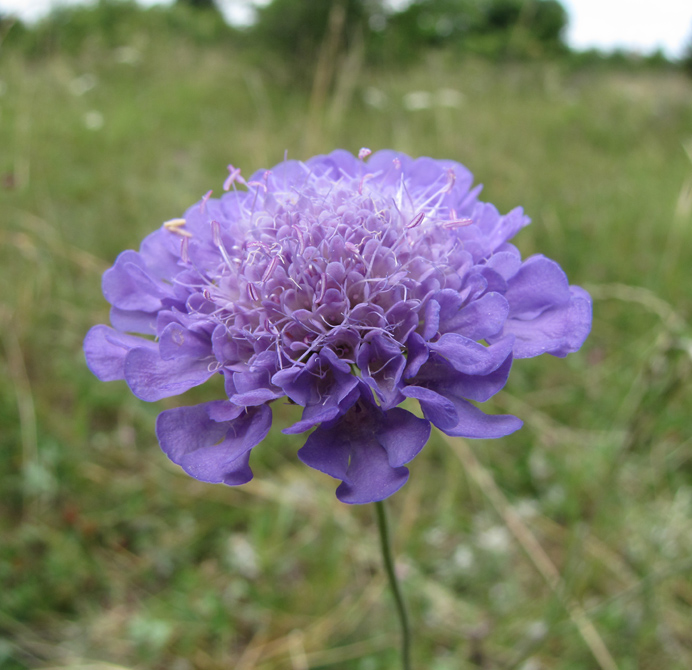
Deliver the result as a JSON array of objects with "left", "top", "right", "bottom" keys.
[
  {"left": 102, "top": 250, "right": 173, "bottom": 312},
  {"left": 502, "top": 286, "right": 592, "bottom": 358},
  {"left": 124, "top": 347, "right": 215, "bottom": 401},
  {"left": 156, "top": 401, "right": 272, "bottom": 485},
  {"left": 298, "top": 389, "right": 431, "bottom": 504},
  {"left": 495, "top": 255, "right": 593, "bottom": 358},
  {"left": 403, "top": 351, "right": 521, "bottom": 438},
  {"left": 84, "top": 325, "right": 156, "bottom": 382},
  {"left": 428, "top": 334, "right": 514, "bottom": 376},
  {"left": 109, "top": 307, "right": 157, "bottom": 336},
  {"left": 434, "top": 290, "right": 509, "bottom": 341}
]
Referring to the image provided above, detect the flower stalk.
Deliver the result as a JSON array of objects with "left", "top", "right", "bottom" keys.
[{"left": 375, "top": 500, "right": 411, "bottom": 670}]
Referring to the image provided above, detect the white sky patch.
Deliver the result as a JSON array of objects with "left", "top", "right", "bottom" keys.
[
  {"left": 1, "top": 0, "right": 690, "bottom": 58},
  {"left": 562, "top": 0, "right": 692, "bottom": 57}
]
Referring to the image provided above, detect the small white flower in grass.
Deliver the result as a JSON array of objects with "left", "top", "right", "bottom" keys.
[
  {"left": 363, "top": 86, "right": 387, "bottom": 109},
  {"left": 84, "top": 111, "right": 104, "bottom": 131},
  {"left": 526, "top": 620, "right": 548, "bottom": 640},
  {"left": 403, "top": 91, "right": 432, "bottom": 111},
  {"left": 226, "top": 533, "right": 259, "bottom": 579},
  {"left": 114, "top": 45, "right": 141, "bottom": 65},
  {"left": 477, "top": 525, "right": 511, "bottom": 554},
  {"left": 424, "top": 526, "right": 447, "bottom": 548},
  {"left": 529, "top": 450, "right": 552, "bottom": 480},
  {"left": 69, "top": 74, "right": 97, "bottom": 96},
  {"left": 452, "top": 544, "right": 474, "bottom": 571},
  {"left": 436, "top": 88, "right": 465, "bottom": 108},
  {"left": 515, "top": 498, "right": 540, "bottom": 519}
]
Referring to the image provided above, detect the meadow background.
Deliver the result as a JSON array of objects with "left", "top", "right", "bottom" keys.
[{"left": 1, "top": 2, "right": 692, "bottom": 668}]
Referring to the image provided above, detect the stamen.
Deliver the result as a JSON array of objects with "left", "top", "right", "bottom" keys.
[
  {"left": 247, "top": 283, "right": 259, "bottom": 301},
  {"left": 200, "top": 190, "right": 212, "bottom": 213},
  {"left": 358, "top": 147, "right": 372, "bottom": 160},
  {"left": 405, "top": 211, "right": 425, "bottom": 229},
  {"left": 445, "top": 168, "right": 456, "bottom": 193},
  {"left": 180, "top": 237, "right": 190, "bottom": 264},
  {"left": 262, "top": 255, "right": 280, "bottom": 282},
  {"left": 289, "top": 224, "right": 305, "bottom": 254},
  {"left": 223, "top": 164, "right": 246, "bottom": 191},
  {"left": 316, "top": 276, "right": 327, "bottom": 303},
  {"left": 359, "top": 173, "right": 374, "bottom": 195},
  {"left": 211, "top": 220, "right": 221, "bottom": 247},
  {"left": 441, "top": 218, "right": 473, "bottom": 229},
  {"left": 163, "top": 218, "right": 192, "bottom": 237}
]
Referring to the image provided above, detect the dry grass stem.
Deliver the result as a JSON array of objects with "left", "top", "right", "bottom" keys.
[{"left": 444, "top": 434, "right": 619, "bottom": 670}]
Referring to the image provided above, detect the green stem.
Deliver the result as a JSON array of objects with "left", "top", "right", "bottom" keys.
[{"left": 375, "top": 499, "right": 412, "bottom": 670}]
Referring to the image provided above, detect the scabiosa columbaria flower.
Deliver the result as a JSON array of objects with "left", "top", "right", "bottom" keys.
[{"left": 84, "top": 149, "right": 591, "bottom": 503}]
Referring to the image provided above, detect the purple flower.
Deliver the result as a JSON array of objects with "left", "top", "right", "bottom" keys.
[{"left": 84, "top": 149, "right": 591, "bottom": 503}]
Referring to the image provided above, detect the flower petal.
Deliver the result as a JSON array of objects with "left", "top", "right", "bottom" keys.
[
  {"left": 505, "top": 255, "right": 570, "bottom": 318},
  {"left": 335, "top": 441, "right": 410, "bottom": 505},
  {"left": 377, "top": 407, "right": 431, "bottom": 468},
  {"left": 109, "top": 307, "right": 157, "bottom": 335},
  {"left": 502, "top": 285, "right": 592, "bottom": 358},
  {"left": 298, "top": 390, "right": 430, "bottom": 503},
  {"left": 437, "top": 291, "right": 509, "bottom": 341},
  {"left": 124, "top": 347, "right": 215, "bottom": 401},
  {"left": 102, "top": 250, "right": 171, "bottom": 312},
  {"left": 428, "top": 333, "right": 514, "bottom": 376},
  {"left": 83, "top": 325, "right": 155, "bottom": 381},
  {"left": 156, "top": 402, "right": 272, "bottom": 485},
  {"left": 434, "top": 398, "right": 522, "bottom": 439}
]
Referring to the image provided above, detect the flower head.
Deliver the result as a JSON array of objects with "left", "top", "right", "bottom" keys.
[{"left": 84, "top": 149, "right": 591, "bottom": 503}]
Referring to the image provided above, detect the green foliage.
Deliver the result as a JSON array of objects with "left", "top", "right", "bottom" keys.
[
  {"left": 1, "top": 0, "right": 237, "bottom": 58},
  {"left": 247, "top": 0, "right": 570, "bottom": 65},
  {"left": 251, "top": 0, "right": 375, "bottom": 62},
  {"left": 383, "top": 0, "right": 569, "bottom": 61},
  {"left": 682, "top": 36, "right": 692, "bottom": 77},
  {"left": 1, "top": 12, "right": 691, "bottom": 670}
]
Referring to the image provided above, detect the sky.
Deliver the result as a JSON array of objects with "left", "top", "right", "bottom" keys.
[{"left": 1, "top": 0, "right": 691, "bottom": 59}]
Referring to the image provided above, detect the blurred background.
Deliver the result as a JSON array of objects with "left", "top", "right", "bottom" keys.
[{"left": 1, "top": 1, "right": 691, "bottom": 668}]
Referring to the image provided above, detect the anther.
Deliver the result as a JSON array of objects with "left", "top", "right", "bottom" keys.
[
  {"left": 211, "top": 220, "right": 221, "bottom": 247},
  {"left": 247, "top": 283, "right": 260, "bottom": 301},
  {"left": 262, "top": 255, "right": 279, "bottom": 282},
  {"left": 441, "top": 218, "right": 473, "bottom": 229},
  {"left": 405, "top": 211, "right": 425, "bottom": 229},
  {"left": 358, "top": 147, "right": 372, "bottom": 160},
  {"left": 163, "top": 218, "right": 192, "bottom": 237},
  {"left": 247, "top": 180, "right": 267, "bottom": 192}
]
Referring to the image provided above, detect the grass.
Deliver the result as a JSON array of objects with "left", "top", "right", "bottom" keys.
[{"left": 1, "top": 14, "right": 692, "bottom": 670}]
